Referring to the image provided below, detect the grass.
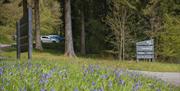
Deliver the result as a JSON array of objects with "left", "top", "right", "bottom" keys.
[
  {"left": 0, "top": 59, "right": 180, "bottom": 91},
  {"left": 0, "top": 49, "right": 180, "bottom": 90},
  {"left": 0, "top": 34, "right": 13, "bottom": 44},
  {"left": 1, "top": 49, "right": 180, "bottom": 72}
]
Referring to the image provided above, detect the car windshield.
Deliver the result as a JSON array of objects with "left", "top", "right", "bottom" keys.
[{"left": 51, "top": 36, "right": 59, "bottom": 39}]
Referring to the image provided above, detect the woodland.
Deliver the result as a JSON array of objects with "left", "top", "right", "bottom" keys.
[{"left": 0, "top": 0, "right": 180, "bottom": 62}]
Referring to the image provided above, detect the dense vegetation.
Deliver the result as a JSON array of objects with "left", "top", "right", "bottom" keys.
[
  {"left": 0, "top": 48, "right": 180, "bottom": 90},
  {"left": 0, "top": 1, "right": 180, "bottom": 90},
  {"left": 0, "top": 0, "right": 180, "bottom": 62},
  {"left": 0, "top": 60, "right": 179, "bottom": 91},
  {"left": 1, "top": 50, "right": 180, "bottom": 72}
]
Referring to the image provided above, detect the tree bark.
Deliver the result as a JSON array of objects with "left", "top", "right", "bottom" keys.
[
  {"left": 34, "top": 0, "right": 43, "bottom": 50},
  {"left": 122, "top": 8, "right": 127, "bottom": 61},
  {"left": 64, "top": 0, "right": 76, "bottom": 57},
  {"left": 80, "top": 12, "right": 86, "bottom": 55},
  {"left": 22, "top": 0, "right": 27, "bottom": 16}
]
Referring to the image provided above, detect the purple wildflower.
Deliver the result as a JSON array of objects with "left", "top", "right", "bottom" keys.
[
  {"left": 118, "top": 79, "right": 125, "bottom": 85},
  {"left": 95, "top": 65, "right": 100, "bottom": 70},
  {"left": 39, "top": 79, "right": 44, "bottom": 84},
  {"left": 101, "top": 75, "right": 108, "bottom": 79},
  {"left": 99, "top": 87, "right": 104, "bottom": 91},
  {"left": 42, "top": 73, "right": 51, "bottom": 79},
  {"left": 40, "top": 88, "right": 45, "bottom": 91},
  {"left": 132, "top": 82, "right": 140, "bottom": 91},
  {"left": 50, "top": 68, "right": 55, "bottom": 73},
  {"left": 92, "top": 81, "right": 96, "bottom": 86},
  {"left": 74, "top": 87, "right": 78, "bottom": 91},
  {"left": 115, "top": 71, "right": 122, "bottom": 78},
  {"left": 88, "top": 65, "right": 94, "bottom": 73},
  {"left": 39, "top": 72, "right": 52, "bottom": 84},
  {"left": 135, "top": 83, "right": 139, "bottom": 88},
  {"left": 50, "top": 88, "right": 55, "bottom": 91},
  {"left": 24, "top": 87, "right": 27, "bottom": 91},
  {"left": 39, "top": 79, "right": 48, "bottom": 84},
  {"left": 156, "top": 89, "right": 161, "bottom": 91},
  {"left": 0, "top": 67, "right": 3, "bottom": 75},
  {"left": 83, "top": 69, "right": 88, "bottom": 76}
]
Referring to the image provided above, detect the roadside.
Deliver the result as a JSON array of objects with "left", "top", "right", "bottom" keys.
[
  {"left": 0, "top": 44, "right": 12, "bottom": 60},
  {"left": 0, "top": 44, "right": 11, "bottom": 49},
  {"left": 131, "top": 70, "right": 180, "bottom": 87},
  {"left": 1, "top": 45, "right": 180, "bottom": 87}
]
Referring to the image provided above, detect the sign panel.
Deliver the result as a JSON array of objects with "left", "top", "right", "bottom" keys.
[
  {"left": 17, "top": 7, "right": 32, "bottom": 60},
  {"left": 137, "top": 55, "right": 154, "bottom": 59},
  {"left": 20, "top": 16, "right": 29, "bottom": 52},
  {"left": 136, "top": 46, "right": 154, "bottom": 51},
  {"left": 136, "top": 39, "right": 154, "bottom": 61},
  {"left": 136, "top": 39, "right": 153, "bottom": 46}
]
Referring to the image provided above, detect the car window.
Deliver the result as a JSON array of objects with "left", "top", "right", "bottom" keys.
[
  {"left": 51, "top": 36, "right": 59, "bottom": 39},
  {"left": 42, "top": 37, "right": 48, "bottom": 39}
]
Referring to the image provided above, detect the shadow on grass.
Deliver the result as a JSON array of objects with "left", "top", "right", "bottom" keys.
[
  {"left": 34, "top": 49, "right": 64, "bottom": 56},
  {"left": 1, "top": 44, "right": 16, "bottom": 52},
  {"left": 40, "top": 43, "right": 64, "bottom": 55}
]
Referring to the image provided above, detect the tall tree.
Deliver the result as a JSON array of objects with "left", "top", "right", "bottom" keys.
[
  {"left": 64, "top": 0, "right": 76, "bottom": 57},
  {"left": 34, "top": 0, "right": 43, "bottom": 50},
  {"left": 105, "top": 0, "right": 134, "bottom": 60},
  {"left": 72, "top": 0, "right": 108, "bottom": 54},
  {"left": 142, "top": 0, "right": 165, "bottom": 60},
  {"left": 158, "top": 0, "right": 180, "bottom": 61},
  {"left": 78, "top": 0, "right": 87, "bottom": 55},
  {"left": 80, "top": 11, "right": 86, "bottom": 55}
]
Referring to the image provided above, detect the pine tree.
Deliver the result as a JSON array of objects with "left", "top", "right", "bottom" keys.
[{"left": 64, "top": 0, "right": 76, "bottom": 57}]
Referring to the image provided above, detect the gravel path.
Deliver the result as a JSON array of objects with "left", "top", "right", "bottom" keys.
[
  {"left": 0, "top": 44, "right": 11, "bottom": 52},
  {"left": 132, "top": 70, "right": 180, "bottom": 87},
  {"left": 0, "top": 44, "right": 11, "bottom": 49},
  {"left": 0, "top": 44, "right": 11, "bottom": 60}
]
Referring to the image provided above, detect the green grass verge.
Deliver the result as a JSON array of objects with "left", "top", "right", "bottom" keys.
[
  {"left": 0, "top": 59, "right": 180, "bottom": 91},
  {"left": 0, "top": 49, "right": 180, "bottom": 90},
  {"left": 1, "top": 49, "right": 180, "bottom": 72},
  {"left": 0, "top": 34, "right": 13, "bottom": 44}
]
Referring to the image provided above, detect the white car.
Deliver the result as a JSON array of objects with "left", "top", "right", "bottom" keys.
[{"left": 41, "top": 35, "right": 64, "bottom": 43}]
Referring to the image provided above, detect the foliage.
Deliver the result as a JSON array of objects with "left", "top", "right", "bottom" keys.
[
  {"left": 0, "top": 0, "right": 62, "bottom": 43},
  {"left": 1, "top": 50, "right": 180, "bottom": 72},
  {"left": 0, "top": 0, "right": 180, "bottom": 62},
  {"left": 0, "top": 0, "right": 21, "bottom": 43},
  {"left": 0, "top": 60, "right": 179, "bottom": 91},
  {"left": 159, "top": 14, "right": 180, "bottom": 61},
  {"left": 104, "top": 0, "right": 139, "bottom": 59},
  {"left": 39, "top": 0, "right": 62, "bottom": 35}
]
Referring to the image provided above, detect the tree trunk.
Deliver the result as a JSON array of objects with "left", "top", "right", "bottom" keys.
[
  {"left": 64, "top": 0, "right": 76, "bottom": 57},
  {"left": 122, "top": 8, "right": 127, "bottom": 61},
  {"left": 34, "top": 0, "right": 43, "bottom": 50},
  {"left": 120, "top": 29, "right": 122, "bottom": 61},
  {"left": 22, "top": 0, "right": 27, "bottom": 16},
  {"left": 80, "top": 12, "right": 86, "bottom": 55}
]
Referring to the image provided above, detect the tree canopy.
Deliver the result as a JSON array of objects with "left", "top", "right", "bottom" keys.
[{"left": 0, "top": 0, "right": 179, "bottom": 62}]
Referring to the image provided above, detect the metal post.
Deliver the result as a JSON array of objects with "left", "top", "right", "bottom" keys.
[
  {"left": 28, "top": 7, "right": 33, "bottom": 61},
  {"left": 16, "top": 21, "right": 21, "bottom": 60}
]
